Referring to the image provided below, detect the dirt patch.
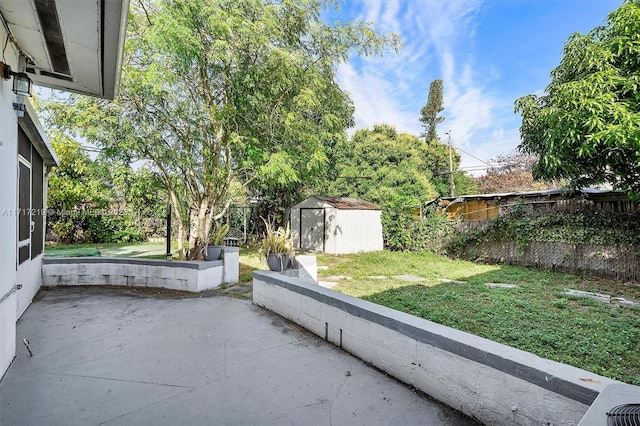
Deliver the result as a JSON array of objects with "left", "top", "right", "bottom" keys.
[{"left": 217, "top": 282, "right": 253, "bottom": 300}]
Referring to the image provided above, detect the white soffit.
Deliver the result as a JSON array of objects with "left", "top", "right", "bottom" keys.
[{"left": 0, "top": 0, "right": 128, "bottom": 99}]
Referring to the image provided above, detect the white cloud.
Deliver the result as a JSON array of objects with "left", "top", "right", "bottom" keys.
[
  {"left": 337, "top": 62, "right": 418, "bottom": 134},
  {"left": 335, "top": 0, "right": 526, "bottom": 175}
]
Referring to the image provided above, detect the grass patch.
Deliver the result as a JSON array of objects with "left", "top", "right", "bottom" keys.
[
  {"left": 239, "top": 246, "right": 265, "bottom": 283},
  {"left": 318, "top": 251, "right": 640, "bottom": 385},
  {"left": 46, "top": 241, "right": 174, "bottom": 259}
]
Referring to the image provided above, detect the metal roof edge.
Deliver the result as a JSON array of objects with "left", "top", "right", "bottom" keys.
[{"left": 19, "top": 99, "right": 58, "bottom": 166}]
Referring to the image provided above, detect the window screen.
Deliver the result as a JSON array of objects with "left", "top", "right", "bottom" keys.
[
  {"left": 18, "top": 129, "right": 31, "bottom": 162},
  {"left": 18, "top": 245, "right": 30, "bottom": 265}
]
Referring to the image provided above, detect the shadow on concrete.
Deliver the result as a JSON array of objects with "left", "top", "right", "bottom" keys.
[{"left": 0, "top": 287, "right": 478, "bottom": 426}]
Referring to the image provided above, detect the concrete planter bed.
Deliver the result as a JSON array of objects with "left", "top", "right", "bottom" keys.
[
  {"left": 42, "top": 247, "right": 239, "bottom": 292},
  {"left": 253, "top": 271, "right": 620, "bottom": 426}
]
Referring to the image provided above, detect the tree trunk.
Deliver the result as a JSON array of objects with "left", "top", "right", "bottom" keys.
[
  {"left": 167, "top": 188, "right": 186, "bottom": 260},
  {"left": 177, "top": 221, "right": 185, "bottom": 260},
  {"left": 187, "top": 199, "right": 214, "bottom": 260}
]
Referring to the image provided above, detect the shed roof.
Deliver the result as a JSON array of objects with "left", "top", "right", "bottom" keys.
[{"left": 313, "top": 196, "right": 380, "bottom": 210}]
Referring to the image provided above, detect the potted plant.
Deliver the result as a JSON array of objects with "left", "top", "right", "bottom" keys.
[
  {"left": 206, "top": 223, "right": 229, "bottom": 261},
  {"left": 260, "top": 219, "right": 293, "bottom": 272}
]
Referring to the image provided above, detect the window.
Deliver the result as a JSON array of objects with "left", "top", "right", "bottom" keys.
[{"left": 17, "top": 129, "right": 31, "bottom": 264}]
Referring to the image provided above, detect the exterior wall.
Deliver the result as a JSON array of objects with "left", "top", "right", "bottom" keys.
[
  {"left": 0, "top": 292, "right": 17, "bottom": 381},
  {"left": 253, "top": 271, "right": 619, "bottom": 426},
  {"left": 16, "top": 256, "right": 42, "bottom": 318},
  {"left": 42, "top": 247, "right": 240, "bottom": 292},
  {"left": 333, "top": 209, "right": 383, "bottom": 254},
  {"left": 0, "top": 25, "right": 20, "bottom": 379},
  {"left": 322, "top": 206, "right": 337, "bottom": 254}
]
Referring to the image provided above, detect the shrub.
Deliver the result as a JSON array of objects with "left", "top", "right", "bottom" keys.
[
  {"left": 447, "top": 207, "right": 640, "bottom": 257},
  {"left": 382, "top": 209, "right": 458, "bottom": 253}
]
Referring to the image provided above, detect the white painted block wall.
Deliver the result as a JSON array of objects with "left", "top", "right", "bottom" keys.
[
  {"left": 253, "top": 271, "right": 619, "bottom": 426},
  {"left": 0, "top": 24, "right": 19, "bottom": 380},
  {"left": 43, "top": 247, "right": 240, "bottom": 292}
]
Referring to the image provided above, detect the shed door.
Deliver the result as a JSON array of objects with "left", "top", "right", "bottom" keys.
[{"left": 300, "top": 208, "right": 324, "bottom": 252}]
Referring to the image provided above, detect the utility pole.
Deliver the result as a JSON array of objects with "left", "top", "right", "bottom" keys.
[{"left": 445, "top": 130, "right": 456, "bottom": 197}]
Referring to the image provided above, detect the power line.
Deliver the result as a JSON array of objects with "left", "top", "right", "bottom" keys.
[
  {"left": 454, "top": 146, "right": 493, "bottom": 166},
  {"left": 79, "top": 144, "right": 102, "bottom": 153}
]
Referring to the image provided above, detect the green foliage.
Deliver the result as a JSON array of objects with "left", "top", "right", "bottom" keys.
[
  {"left": 328, "top": 124, "right": 439, "bottom": 207},
  {"left": 515, "top": 0, "right": 640, "bottom": 198},
  {"left": 432, "top": 170, "right": 478, "bottom": 197},
  {"left": 259, "top": 219, "right": 292, "bottom": 257},
  {"left": 448, "top": 205, "right": 640, "bottom": 257},
  {"left": 43, "top": 0, "right": 400, "bottom": 259},
  {"left": 382, "top": 210, "right": 458, "bottom": 253},
  {"left": 323, "top": 124, "right": 475, "bottom": 249},
  {"left": 420, "top": 79, "right": 445, "bottom": 142},
  {"left": 85, "top": 215, "right": 145, "bottom": 244},
  {"left": 46, "top": 134, "right": 163, "bottom": 244},
  {"left": 47, "top": 135, "right": 108, "bottom": 243},
  {"left": 208, "top": 223, "right": 230, "bottom": 246}
]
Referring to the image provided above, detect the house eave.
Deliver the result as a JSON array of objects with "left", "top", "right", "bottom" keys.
[{"left": 0, "top": 0, "right": 129, "bottom": 100}]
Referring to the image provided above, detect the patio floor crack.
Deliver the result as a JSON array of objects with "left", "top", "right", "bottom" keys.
[
  {"left": 48, "top": 372, "right": 193, "bottom": 389},
  {"left": 94, "top": 387, "right": 195, "bottom": 426},
  {"left": 329, "top": 374, "right": 349, "bottom": 426}
]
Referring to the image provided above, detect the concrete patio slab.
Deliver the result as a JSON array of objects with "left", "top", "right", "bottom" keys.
[{"left": 0, "top": 287, "right": 477, "bottom": 426}]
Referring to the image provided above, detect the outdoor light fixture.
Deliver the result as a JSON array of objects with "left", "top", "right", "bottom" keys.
[
  {"left": 1, "top": 61, "right": 32, "bottom": 116},
  {"left": 1, "top": 62, "right": 32, "bottom": 97}
]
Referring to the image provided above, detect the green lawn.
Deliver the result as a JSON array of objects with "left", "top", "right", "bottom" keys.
[
  {"left": 317, "top": 251, "right": 640, "bottom": 386},
  {"left": 45, "top": 242, "right": 171, "bottom": 259}
]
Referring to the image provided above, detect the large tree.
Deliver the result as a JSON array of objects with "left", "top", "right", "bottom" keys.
[
  {"left": 420, "top": 79, "right": 445, "bottom": 142},
  {"left": 515, "top": 0, "right": 640, "bottom": 198},
  {"left": 328, "top": 124, "right": 439, "bottom": 207},
  {"left": 44, "top": 0, "right": 399, "bottom": 259}
]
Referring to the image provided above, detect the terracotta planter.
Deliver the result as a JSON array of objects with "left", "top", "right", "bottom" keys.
[{"left": 266, "top": 253, "right": 290, "bottom": 272}]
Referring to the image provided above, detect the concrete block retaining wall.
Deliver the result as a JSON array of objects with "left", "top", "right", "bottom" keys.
[
  {"left": 253, "top": 271, "right": 618, "bottom": 426},
  {"left": 43, "top": 247, "right": 239, "bottom": 292}
]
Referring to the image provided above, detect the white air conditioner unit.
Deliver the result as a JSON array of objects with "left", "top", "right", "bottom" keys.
[{"left": 578, "top": 383, "right": 640, "bottom": 425}]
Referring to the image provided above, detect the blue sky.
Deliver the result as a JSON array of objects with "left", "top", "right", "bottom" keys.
[{"left": 329, "top": 0, "right": 623, "bottom": 174}]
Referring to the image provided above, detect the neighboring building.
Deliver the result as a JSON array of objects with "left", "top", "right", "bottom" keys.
[
  {"left": 436, "top": 187, "right": 636, "bottom": 222},
  {"left": 291, "top": 196, "right": 383, "bottom": 254},
  {"left": 0, "top": 0, "right": 129, "bottom": 379}
]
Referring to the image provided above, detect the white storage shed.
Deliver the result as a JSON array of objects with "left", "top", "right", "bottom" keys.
[{"left": 291, "top": 196, "right": 383, "bottom": 254}]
